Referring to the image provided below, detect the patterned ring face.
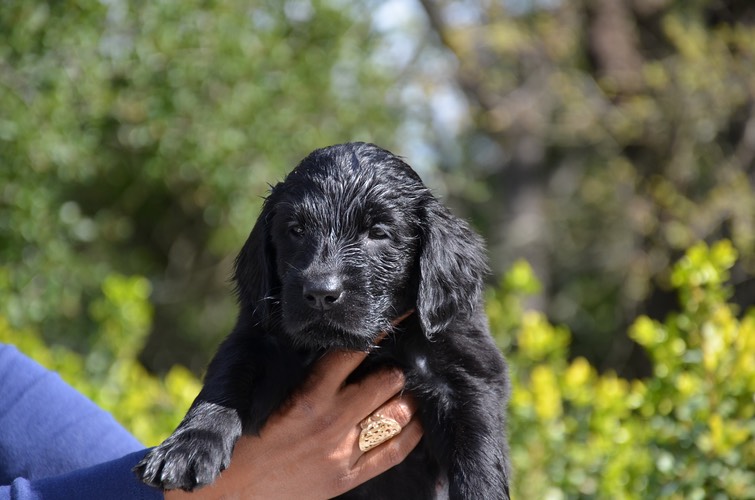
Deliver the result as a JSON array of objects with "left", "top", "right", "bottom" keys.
[{"left": 358, "top": 414, "right": 402, "bottom": 452}]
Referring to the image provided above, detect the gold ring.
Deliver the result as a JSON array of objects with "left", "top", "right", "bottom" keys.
[{"left": 358, "top": 414, "right": 402, "bottom": 452}]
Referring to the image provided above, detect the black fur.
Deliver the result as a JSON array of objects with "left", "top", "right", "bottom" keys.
[{"left": 134, "top": 143, "right": 510, "bottom": 499}]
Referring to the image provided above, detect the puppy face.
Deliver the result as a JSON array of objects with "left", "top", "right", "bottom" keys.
[
  {"left": 269, "top": 145, "right": 426, "bottom": 349},
  {"left": 234, "top": 142, "right": 488, "bottom": 351}
]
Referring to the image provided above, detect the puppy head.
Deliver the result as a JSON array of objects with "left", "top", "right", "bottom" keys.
[{"left": 234, "top": 142, "right": 488, "bottom": 349}]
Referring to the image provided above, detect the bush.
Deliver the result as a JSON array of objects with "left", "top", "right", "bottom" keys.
[
  {"left": 497, "top": 241, "right": 755, "bottom": 499},
  {"left": 0, "top": 0, "right": 402, "bottom": 374},
  {"left": 3, "top": 241, "right": 753, "bottom": 497},
  {"left": 0, "top": 274, "right": 199, "bottom": 446}
]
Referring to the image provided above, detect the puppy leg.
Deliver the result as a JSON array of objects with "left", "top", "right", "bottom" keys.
[
  {"left": 412, "top": 373, "right": 509, "bottom": 500},
  {"left": 445, "top": 388, "right": 510, "bottom": 500},
  {"left": 134, "top": 399, "right": 242, "bottom": 491},
  {"left": 135, "top": 326, "right": 265, "bottom": 491}
]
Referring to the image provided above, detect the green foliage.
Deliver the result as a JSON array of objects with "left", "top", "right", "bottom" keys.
[
  {"left": 422, "top": 0, "right": 755, "bottom": 372},
  {"left": 6, "top": 240, "right": 753, "bottom": 497},
  {"left": 4, "top": 0, "right": 753, "bottom": 383},
  {"left": 0, "top": 0, "right": 404, "bottom": 372},
  {"left": 2, "top": 2, "right": 754, "bottom": 493},
  {"left": 0, "top": 274, "right": 199, "bottom": 446},
  {"left": 498, "top": 241, "right": 755, "bottom": 499}
]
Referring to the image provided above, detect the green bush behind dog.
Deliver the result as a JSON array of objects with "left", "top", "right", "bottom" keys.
[{"left": 3, "top": 240, "right": 753, "bottom": 499}]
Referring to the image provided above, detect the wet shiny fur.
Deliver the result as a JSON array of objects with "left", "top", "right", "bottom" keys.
[{"left": 135, "top": 143, "right": 510, "bottom": 499}]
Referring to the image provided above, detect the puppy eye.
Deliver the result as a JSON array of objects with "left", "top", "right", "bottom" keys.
[
  {"left": 288, "top": 223, "right": 304, "bottom": 238},
  {"left": 368, "top": 225, "right": 391, "bottom": 240}
]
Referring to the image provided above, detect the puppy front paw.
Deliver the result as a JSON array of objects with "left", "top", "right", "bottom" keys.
[{"left": 134, "top": 428, "right": 234, "bottom": 491}]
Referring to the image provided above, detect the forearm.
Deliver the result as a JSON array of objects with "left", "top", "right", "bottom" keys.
[
  {"left": 0, "top": 344, "right": 144, "bottom": 482},
  {"left": 0, "top": 450, "right": 162, "bottom": 500},
  {"left": 0, "top": 345, "right": 162, "bottom": 499}
]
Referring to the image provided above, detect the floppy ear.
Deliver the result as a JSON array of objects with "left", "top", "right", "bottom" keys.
[
  {"left": 233, "top": 185, "right": 281, "bottom": 320},
  {"left": 417, "top": 201, "right": 489, "bottom": 336}
]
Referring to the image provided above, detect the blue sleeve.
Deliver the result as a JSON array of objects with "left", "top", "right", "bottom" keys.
[
  {"left": 0, "top": 344, "right": 162, "bottom": 499},
  {"left": 0, "top": 450, "right": 161, "bottom": 500}
]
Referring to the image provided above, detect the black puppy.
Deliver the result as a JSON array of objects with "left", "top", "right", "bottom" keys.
[{"left": 135, "top": 143, "right": 510, "bottom": 499}]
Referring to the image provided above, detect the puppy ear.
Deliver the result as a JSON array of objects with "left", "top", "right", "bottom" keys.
[
  {"left": 233, "top": 185, "right": 281, "bottom": 319},
  {"left": 417, "top": 202, "right": 489, "bottom": 336}
]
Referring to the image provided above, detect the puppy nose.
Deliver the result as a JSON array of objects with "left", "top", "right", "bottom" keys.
[{"left": 303, "top": 276, "right": 344, "bottom": 310}]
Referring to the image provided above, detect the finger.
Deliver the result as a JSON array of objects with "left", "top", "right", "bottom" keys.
[
  {"left": 310, "top": 310, "right": 415, "bottom": 394},
  {"left": 372, "top": 393, "right": 417, "bottom": 428},
  {"left": 309, "top": 349, "right": 372, "bottom": 396},
  {"left": 346, "top": 418, "right": 423, "bottom": 489},
  {"left": 372, "top": 309, "right": 416, "bottom": 345},
  {"left": 348, "top": 394, "right": 417, "bottom": 462},
  {"left": 338, "top": 367, "right": 406, "bottom": 423},
  {"left": 392, "top": 309, "right": 415, "bottom": 326}
]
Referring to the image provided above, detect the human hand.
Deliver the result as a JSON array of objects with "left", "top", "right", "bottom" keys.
[{"left": 165, "top": 344, "right": 422, "bottom": 500}]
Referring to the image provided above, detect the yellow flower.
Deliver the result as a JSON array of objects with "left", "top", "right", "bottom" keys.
[{"left": 531, "top": 365, "right": 563, "bottom": 420}]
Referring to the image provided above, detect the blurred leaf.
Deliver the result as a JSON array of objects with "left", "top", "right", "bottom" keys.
[{"left": 492, "top": 241, "right": 755, "bottom": 498}]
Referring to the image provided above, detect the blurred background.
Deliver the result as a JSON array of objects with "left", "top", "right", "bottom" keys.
[{"left": 2, "top": 0, "right": 754, "bottom": 497}]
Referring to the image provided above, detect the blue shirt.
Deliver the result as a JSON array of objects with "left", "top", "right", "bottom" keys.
[{"left": 0, "top": 344, "right": 162, "bottom": 499}]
